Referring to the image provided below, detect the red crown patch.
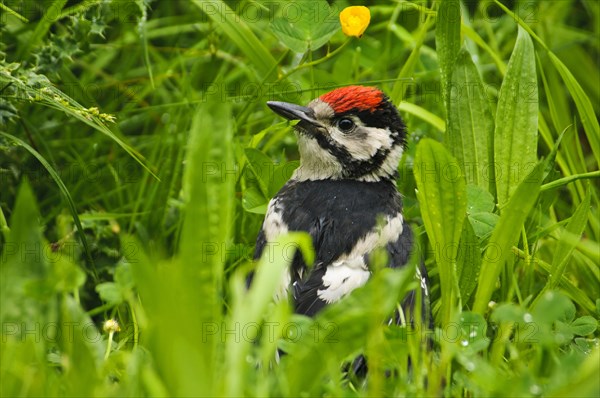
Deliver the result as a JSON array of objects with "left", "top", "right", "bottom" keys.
[{"left": 319, "top": 86, "right": 384, "bottom": 113}]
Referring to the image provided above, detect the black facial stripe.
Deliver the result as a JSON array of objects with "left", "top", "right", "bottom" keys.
[
  {"left": 312, "top": 131, "right": 394, "bottom": 179},
  {"left": 344, "top": 147, "right": 393, "bottom": 178}
]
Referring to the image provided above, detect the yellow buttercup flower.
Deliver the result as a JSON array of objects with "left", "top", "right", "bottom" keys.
[{"left": 339, "top": 6, "right": 371, "bottom": 38}]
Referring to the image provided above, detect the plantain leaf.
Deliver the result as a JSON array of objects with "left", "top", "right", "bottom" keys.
[
  {"left": 414, "top": 139, "right": 467, "bottom": 325},
  {"left": 176, "top": 99, "right": 235, "bottom": 395},
  {"left": 494, "top": 26, "right": 538, "bottom": 206},
  {"left": 447, "top": 48, "right": 494, "bottom": 190},
  {"left": 435, "top": 0, "right": 462, "bottom": 112}
]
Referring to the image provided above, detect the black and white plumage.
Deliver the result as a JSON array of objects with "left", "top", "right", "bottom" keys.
[{"left": 254, "top": 86, "right": 429, "bottom": 323}]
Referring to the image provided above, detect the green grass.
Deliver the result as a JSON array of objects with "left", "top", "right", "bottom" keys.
[{"left": 1, "top": 0, "right": 599, "bottom": 396}]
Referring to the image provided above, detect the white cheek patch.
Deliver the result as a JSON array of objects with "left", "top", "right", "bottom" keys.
[
  {"left": 376, "top": 145, "right": 404, "bottom": 178},
  {"left": 331, "top": 125, "right": 395, "bottom": 161}
]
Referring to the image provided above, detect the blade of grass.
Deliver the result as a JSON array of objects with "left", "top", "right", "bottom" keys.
[
  {"left": 0, "top": 2, "right": 29, "bottom": 23},
  {"left": 281, "top": 268, "right": 414, "bottom": 396},
  {"left": 461, "top": 24, "right": 506, "bottom": 75},
  {"left": 391, "top": 13, "right": 435, "bottom": 103},
  {"left": 548, "top": 52, "right": 600, "bottom": 166},
  {"left": 548, "top": 187, "right": 591, "bottom": 290},
  {"left": 512, "top": 247, "right": 597, "bottom": 314},
  {"left": 473, "top": 162, "right": 544, "bottom": 314},
  {"left": 398, "top": 102, "right": 446, "bottom": 132},
  {"left": 540, "top": 171, "right": 600, "bottom": 192},
  {"left": 225, "top": 232, "right": 313, "bottom": 397}
]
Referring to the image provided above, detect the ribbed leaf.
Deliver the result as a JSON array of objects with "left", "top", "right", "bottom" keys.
[
  {"left": 178, "top": 100, "right": 234, "bottom": 394},
  {"left": 414, "top": 139, "right": 467, "bottom": 325},
  {"left": 492, "top": 0, "right": 599, "bottom": 166},
  {"left": 447, "top": 48, "right": 494, "bottom": 190},
  {"left": 494, "top": 27, "right": 538, "bottom": 205},
  {"left": 181, "top": 100, "right": 234, "bottom": 304},
  {"left": 473, "top": 162, "right": 544, "bottom": 314},
  {"left": 435, "top": 0, "right": 461, "bottom": 111}
]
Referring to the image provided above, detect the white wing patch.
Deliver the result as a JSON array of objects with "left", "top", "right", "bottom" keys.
[
  {"left": 262, "top": 198, "right": 291, "bottom": 300},
  {"left": 317, "top": 257, "right": 370, "bottom": 303},
  {"left": 263, "top": 198, "right": 288, "bottom": 241},
  {"left": 416, "top": 266, "right": 429, "bottom": 297},
  {"left": 317, "top": 213, "right": 404, "bottom": 303},
  {"left": 343, "top": 213, "right": 403, "bottom": 261}
]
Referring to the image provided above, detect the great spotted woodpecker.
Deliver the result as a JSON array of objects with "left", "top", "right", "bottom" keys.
[{"left": 254, "top": 85, "right": 429, "bottom": 325}]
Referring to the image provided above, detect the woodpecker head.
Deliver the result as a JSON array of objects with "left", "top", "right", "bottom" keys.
[{"left": 267, "top": 86, "right": 407, "bottom": 182}]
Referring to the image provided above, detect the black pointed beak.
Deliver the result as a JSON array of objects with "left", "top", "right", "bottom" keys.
[{"left": 267, "top": 101, "right": 321, "bottom": 127}]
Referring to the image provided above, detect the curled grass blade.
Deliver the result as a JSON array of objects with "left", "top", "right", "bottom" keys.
[{"left": 0, "top": 131, "right": 96, "bottom": 279}]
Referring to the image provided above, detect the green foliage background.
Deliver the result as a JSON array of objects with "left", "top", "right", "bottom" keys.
[{"left": 1, "top": 0, "right": 599, "bottom": 396}]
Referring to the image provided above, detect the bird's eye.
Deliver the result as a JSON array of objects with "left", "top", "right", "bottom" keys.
[{"left": 337, "top": 118, "right": 355, "bottom": 132}]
